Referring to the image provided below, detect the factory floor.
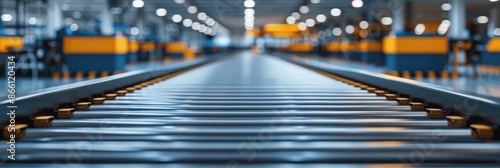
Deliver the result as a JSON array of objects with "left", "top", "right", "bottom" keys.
[{"left": 2, "top": 53, "right": 500, "bottom": 100}]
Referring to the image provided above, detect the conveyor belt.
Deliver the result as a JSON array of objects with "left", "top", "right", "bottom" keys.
[{"left": 1, "top": 52, "right": 500, "bottom": 167}]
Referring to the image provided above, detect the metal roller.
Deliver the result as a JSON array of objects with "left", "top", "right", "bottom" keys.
[{"left": 2, "top": 52, "right": 499, "bottom": 167}]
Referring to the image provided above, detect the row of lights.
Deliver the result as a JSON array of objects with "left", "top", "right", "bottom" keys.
[
  {"left": 244, "top": 0, "right": 255, "bottom": 30},
  {"left": 132, "top": 0, "right": 228, "bottom": 36},
  {"left": 286, "top": 0, "right": 362, "bottom": 30}
]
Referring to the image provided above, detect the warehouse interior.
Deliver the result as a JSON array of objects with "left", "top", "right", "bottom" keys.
[{"left": 1, "top": 0, "right": 500, "bottom": 167}]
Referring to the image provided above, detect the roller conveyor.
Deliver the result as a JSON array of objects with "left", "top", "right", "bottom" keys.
[{"left": 1, "top": 52, "right": 500, "bottom": 167}]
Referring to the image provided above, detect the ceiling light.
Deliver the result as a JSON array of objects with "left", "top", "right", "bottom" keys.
[
  {"left": 359, "top": 21, "right": 369, "bottom": 29},
  {"left": 197, "top": 12, "right": 207, "bottom": 20},
  {"left": 174, "top": 0, "right": 185, "bottom": 4},
  {"left": 381, "top": 17, "right": 393, "bottom": 25},
  {"left": 331, "top": 8, "right": 341, "bottom": 16},
  {"left": 414, "top": 23, "right": 426, "bottom": 35},
  {"left": 286, "top": 16, "right": 296, "bottom": 24},
  {"left": 316, "top": 14, "right": 326, "bottom": 23},
  {"left": 70, "top": 23, "right": 79, "bottom": 31},
  {"left": 332, "top": 27, "right": 342, "bottom": 36},
  {"left": 345, "top": 25, "right": 355, "bottom": 34},
  {"left": 192, "top": 22, "right": 200, "bottom": 30},
  {"left": 187, "top": 6, "right": 197, "bottom": 14},
  {"left": 494, "top": 28, "right": 500, "bottom": 36},
  {"left": 477, "top": 16, "right": 489, "bottom": 24},
  {"left": 291, "top": 12, "right": 301, "bottom": 20},
  {"left": 244, "top": 9, "right": 255, "bottom": 16},
  {"left": 352, "top": 0, "right": 363, "bottom": 8},
  {"left": 441, "top": 3, "right": 452, "bottom": 11},
  {"left": 311, "top": 0, "right": 321, "bottom": 4},
  {"left": 306, "top": 19, "right": 315, "bottom": 27},
  {"left": 132, "top": 0, "right": 144, "bottom": 8},
  {"left": 156, "top": 8, "right": 167, "bottom": 17},
  {"left": 244, "top": 0, "right": 255, "bottom": 8},
  {"left": 172, "top": 14, "right": 182, "bottom": 23},
  {"left": 28, "top": 17, "right": 37, "bottom": 25},
  {"left": 298, "top": 22, "right": 307, "bottom": 30},
  {"left": 1, "top": 14, "right": 13, "bottom": 22},
  {"left": 299, "top": 6, "right": 309, "bottom": 14},
  {"left": 183, "top": 19, "right": 193, "bottom": 27},
  {"left": 130, "top": 27, "right": 139, "bottom": 35}
]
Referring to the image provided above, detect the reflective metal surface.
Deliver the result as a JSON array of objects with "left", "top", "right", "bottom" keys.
[{"left": 3, "top": 52, "right": 500, "bottom": 166}]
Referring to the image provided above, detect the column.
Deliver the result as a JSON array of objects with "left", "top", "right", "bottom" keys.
[
  {"left": 449, "top": 0, "right": 468, "bottom": 40},
  {"left": 101, "top": 0, "right": 114, "bottom": 35},
  {"left": 488, "top": 8, "right": 498, "bottom": 38},
  {"left": 46, "top": 0, "right": 62, "bottom": 39},
  {"left": 391, "top": 0, "right": 405, "bottom": 33}
]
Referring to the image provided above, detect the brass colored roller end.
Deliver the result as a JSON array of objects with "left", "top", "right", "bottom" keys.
[
  {"left": 57, "top": 108, "right": 75, "bottom": 119},
  {"left": 3, "top": 124, "right": 28, "bottom": 140},
  {"left": 396, "top": 98, "right": 410, "bottom": 105},
  {"left": 116, "top": 90, "right": 127, "bottom": 96},
  {"left": 426, "top": 108, "right": 444, "bottom": 119},
  {"left": 366, "top": 87, "right": 376, "bottom": 93},
  {"left": 470, "top": 124, "right": 494, "bottom": 140},
  {"left": 126, "top": 87, "right": 135, "bottom": 93},
  {"left": 446, "top": 116, "right": 466, "bottom": 128},
  {"left": 375, "top": 90, "right": 385, "bottom": 96},
  {"left": 76, "top": 102, "right": 92, "bottom": 111},
  {"left": 93, "top": 97, "right": 106, "bottom": 104},
  {"left": 409, "top": 102, "right": 424, "bottom": 111},
  {"left": 105, "top": 93, "right": 117, "bottom": 100},
  {"left": 34, "top": 116, "right": 54, "bottom": 128},
  {"left": 385, "top": 94, "right": 397, "bottom": 100}
]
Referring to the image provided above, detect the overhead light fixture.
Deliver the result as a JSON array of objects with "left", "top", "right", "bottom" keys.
[
  {"left": 316, "top": 14, "right": 326, "bottom": 23},
  {"left": 28, "top": 17, "right": 37, "bottom": 25},
  {"left": 298, "top": 22, "right": 307, "bottom": 30},
  {"left": 381, "top": 17, "right": 393, "bottom": 25},
  {"left": 156, "top": 8, "right": 167, "bottom": 17},
  {"left": 187, "top": 6, "right": 197, "bottom": 14},
  {"left": 494, "top": 28, "right": 500, "bottom": 36},
  {"left": 437, "top": 20, "right": 451, "bottom": 35},
  {"left": 197, "top": 12, "right": 207, "bottom": 20},
  {"left": 352, "top": 0, "right": 363, "bottom": 8},
  {"left": 331, "top": 8, "right": 341, "bottom": 17},
  {"left": 174, "top": 0, "right": 185, "bottom": 4},
  {"left": 477, "top": 16, "right": 489, "bottom": 24},
  {"left": 1, "top": 14, "right": 13, "bottom": 22},
  {"left": 130, "top": 27, "right": 139, "bottom": 35},
  {"left": 61, "top": 3, "right": 69, "bottom": 11},
  {"left": 183, "top": 19, "right": 193, "bottom": 27},
  {"left": 132, "top": 0, "right": 144, "bottom": 8},
  {"left": 245, "top": 15, "right": 255, "bottom": 21},
  {"left": 345, "top": 25, "right": 355, "bottom": 34},
  {"left": 332, "top": 27, "right": 342, "bottom": 36},
  {"left": 305, "top": 19, "right": 315, "bottom": 27},
  {"left": 244, "top": 9, "right": 255, "bottom": 16},
  {"left": 70, "top": 23, "right": 79, "bottom": 31},
  {"left": 414, "top": 23, "right": 426, "bottom": 35},
  {"left": 311, "top": 0, "right": 321, "bottom": 4},
  {"left": 72, "top": 11, "right": 82, "bottom": 19},
  {"left": 244, "top": 0, "right": 255, "bottom": 8},
  {"left": 299, "top": 6, "right": 310, "bottom": 14},
  {"left": 172, "top": 14, "right": 182, "bottom": 23},
  {"left": 490, "top": 0, "right": 498, "bottom": 2},
  {"left": 359, "top": 21, "right": 369, "bottom": 29},
  {"left": 286, "top": 16, "right": 296, "bottom": 24},
  {"left": 291, "top": 12, "right": 301, "bottom": 20},
  {"left": 441, "top": 3, "right": 452, "bottom": 11},
  {"left": 192, "top": 22, "right": 201, "bottom": 30}
]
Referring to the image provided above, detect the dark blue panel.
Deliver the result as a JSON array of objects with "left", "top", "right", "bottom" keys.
[
  {"left": 386, "top": 54, "right": 447, "bottom": 72},
  {"left": 65, "top": 54, "right": 127, "bottom": 72},
  {"left": 343, "top": 52, "right": 361, "bottom": 61},
  {"left": 165, "top": 52, "right": 185, "bottom": 59},
  {"left": 326, "top": 51, "right": 342, "bottom": 57},
  {"left": 481, "top": 52, "right": 500, "bottom": 66},
  {"left": 128, "top": 52, "right": 138, "bottom": 63},
  {"left": 362, "top": 52, "right": 385, "bottom": 65}
]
